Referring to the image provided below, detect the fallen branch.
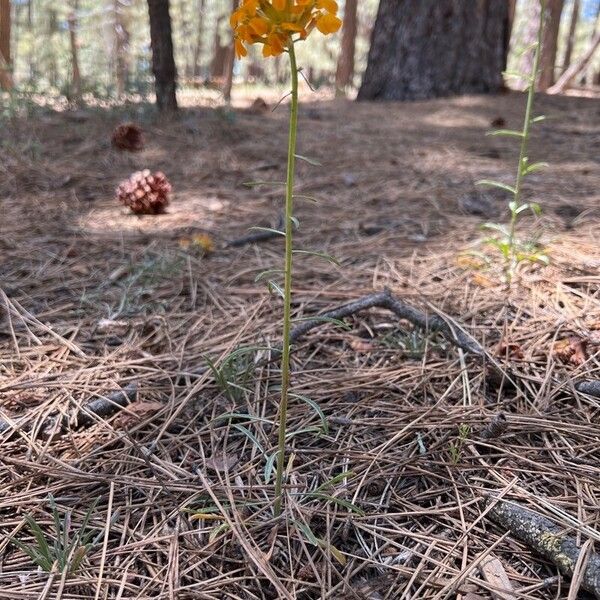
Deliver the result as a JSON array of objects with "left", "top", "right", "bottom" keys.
[
  {"left": 575, "top": 380, "right": 600, "bottom": 399},
  {"left": 226, "top": 214, "right": 284, "bottom": 248},
  {"left": 0, "top": 383, "right": 138, "bottom": 438},
  {"left": 288, "top": 288, "right": 485, "bottom": 356},
  {"left": 548, "top": 28, "right": 600, "bottom": 94},
  {"left": 485, "top": 497, "right": 600, "bottom": 599}
]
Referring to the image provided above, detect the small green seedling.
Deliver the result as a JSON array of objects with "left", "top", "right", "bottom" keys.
[
  {"left": 449, "top": 423, "right": 471, "bottom": 465},
  {"left": 11, "top": 495, "right": 104, "bottom": 575}
]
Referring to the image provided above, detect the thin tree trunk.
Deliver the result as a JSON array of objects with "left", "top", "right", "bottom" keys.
[
  {"left": 358, "top": 0, "right": 509, "bottom": 101},
  {"left": 211, "top": 17, "right": 227, "bottom": 79},
  {"left": 68, "top": 2, "right": 82, "bottom": 102},
  {"left": 538, "top": 0, "right": 565, "bottom": 91},
  {"left": 192, "top": 0, "right": 206, "bottom": 79},
  {"left": 335, "top": 0, "right": 358, "bottom": 94},
  {"left": 147, "top": 0, "right": 178, "bottom": 111},
  {"left": 222, "top": 0, "right": 237, "bottom": 103},
  {"left": 114, "top": 0, "right": 130, "bottom": 97},
  {"left": 0, "top": 0, "right": 12, "bottom": 90},
  {"left": 562, "top": 0, "right": 580, "bottom": 72},
  {"left": 548, "top": 27, "right": 600, "bottom": 93}
]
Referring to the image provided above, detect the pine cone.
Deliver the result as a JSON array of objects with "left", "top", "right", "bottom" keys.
[
  {"left": 111, "top": 122, "right": 144, "bottom": 151},
  {"left": 116, "top": 170, "right": 171, "bottom": 215}
]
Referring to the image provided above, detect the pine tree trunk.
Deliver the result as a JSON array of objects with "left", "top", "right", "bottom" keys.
[
  {"left": 358, "top": 0, "right": 509, "bottom": 101},
  {"left": 192, "top": 0, "right": 206, "bottom": 79},
  {"left": 114, "top": 0, "right": 130, "bottom": 97},
  {"left": 538, "top": 0, "right": 565, "bottom": 91},
  {"left": 0, "top": 0, "right": 12, "bottom": 90},
  {"left": 211, "top": 17, "right": 227, "bottom": 79},
  {"left": 562, "top": 0, "right": 580, "bottom": 72},
  {"left": 147, "top": 0, "right": 178, "bottom": 111},
  {"left": 68, "top": 2, "right": 82, "bottom": 102},
  {"left": 222, "top": 0, "right": 237, "bottom": 102},
  {"left": 335, "top": 0, "right": 358, "bottom": 94}
]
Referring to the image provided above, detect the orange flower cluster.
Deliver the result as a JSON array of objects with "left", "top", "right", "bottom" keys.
[{"left": 231, "top": 0, "right": 342, "bottom": 59}]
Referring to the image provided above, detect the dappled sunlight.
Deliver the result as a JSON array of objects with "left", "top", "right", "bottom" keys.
[{"left": 78, "top": 190, "right": 228, "bottom": 236}]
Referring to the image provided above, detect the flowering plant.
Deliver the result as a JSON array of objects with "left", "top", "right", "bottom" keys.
[
  {"left": 231, "top": 0, "right": 341, "bottom": 58},
  {"left": 231, "top": 0, "right": 341, "bottom": 516}
]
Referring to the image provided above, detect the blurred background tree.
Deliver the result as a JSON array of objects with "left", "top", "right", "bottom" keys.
[{"left": 0, "top": 0, "right": 598, "bottom": 108}]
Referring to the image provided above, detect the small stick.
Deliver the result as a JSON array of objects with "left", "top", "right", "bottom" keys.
[
  {"left": 485, "top": 497, "right": 600, "bottom": 599},
  {"left": 288, "top": 288, "right": 485, "bottom": 356},
  {"left": 0, "top": 383, "right": 138, "bottom": 438}
]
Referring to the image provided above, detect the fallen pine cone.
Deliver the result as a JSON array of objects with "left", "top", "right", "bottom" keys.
[
  {"left": 552, "top": 336, "right": 588, "bottom": 367},
  {"left": 480, "top": 412, "right": 508, "bottom": 440},
  {"left": 111, "top": 122, "right": 144, "bottom": 151},
  {"left": 116, "top": 169, "right": 171, "bottom": 215}
]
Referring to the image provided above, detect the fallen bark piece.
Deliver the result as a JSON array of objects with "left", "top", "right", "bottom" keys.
[
  {"left": 479, "top": 554, "right": 516, "bottom": 600},
  {"left": 485, "top": 497, "right": 600, "bottom": 599},
  {"left": 575, "top": 380, "right": 600, "bottom": 398},
  {"left": 0, "top": 383, "right": 138, "bottom": 438}
]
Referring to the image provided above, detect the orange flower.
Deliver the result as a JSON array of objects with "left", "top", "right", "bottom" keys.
[{"left": 231, "top": 0, "right": 341, "bottom": 59}]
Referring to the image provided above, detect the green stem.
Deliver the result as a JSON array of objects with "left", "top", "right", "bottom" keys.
[
  {"left": 273, "top": 43, "right": 298, "bottom": 518},
  {"left": 508, "top": 1, "right": 544, "bottom": 274}
]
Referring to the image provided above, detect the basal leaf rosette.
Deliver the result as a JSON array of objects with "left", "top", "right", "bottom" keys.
[{"left": 231, "top": 0, "right": 342, "bottom": 59}]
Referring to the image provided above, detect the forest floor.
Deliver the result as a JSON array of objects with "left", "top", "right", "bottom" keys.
[{"left": 1, "top": 90, "right": 600, "bottom": 599}]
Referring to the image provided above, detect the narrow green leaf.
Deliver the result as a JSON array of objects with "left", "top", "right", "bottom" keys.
[
  {"left": 292, "top": 519, "right": 320, "bottom": 546},
  {"left": 486, "top": 129, "right": 524, "bottom": 138},
  {"left": 481, "top": 222, "right": 510, "bottom": 236},
  {"left": 531, "top": 115, "right": 546, "bottom": 123},
  {"left": 264, "top": 451, "right": 278, "bottom": 484},
  {"left": 294, "top": 154, "right": 322, "bottom": 166},
  {"left": 24, "top": 516, "right": 52, "bottom": 564},
  {"left": 232, "top": 424, "right": 266, "bottom": 456},
  {"left": 476, "top": 180, "right": 516, "bottom": 195},
  {"left": 208, "top": 522, "right": 231, "bottom": 543},
  {"left": 327, "top": 543, "right": 347, "bottom": 566},
  {"left": 290, "top": 216, "right": 300, "bottom": 229},
  {"left": 314, "top": 471, "right": 356, "bottom": 492},
  {"left": 248, "top": 226, "right": 285, "bottom": 237},
  {"left": 305, "top": 492, "right": 365, "bottom": 516},
  {"left": 529, "top": 202, "right": 542, "bottom": 215},
  {"left": 293, "top": 194, "right": 319, "bottom": 203},
  {"left": 242, "top": 181, "right": 285, "bottom": 188},
  {"left": 290, "top": 393, "right": 329, "bottom": 435},
  {"left": 292, "top": 250, "right": 340, "bottom": 266},
  {"left": 523, "top": 162, "right": 549, "bottom": 175},
  {"left": 267, "top": 280, "right": 285, "bottom": 299}
]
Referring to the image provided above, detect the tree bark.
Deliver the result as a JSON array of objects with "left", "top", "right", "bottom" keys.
[
  {"left": 147, "top": 0, "right": 178, "bottom": 111},
  {"left": 114, "top": 0, "right": 130, "bottom": 97},
  {"left": 0, "top": 0, "right": 12, "bottom": 90},
  {"left": 67, "top": 2, "right": 82, "bottom": 102},
  {"left": 222, "top": 0, "right": 237, "bottom": 103},
  {"left": 358, "top": 0, "right": 510, "bottom": 101},
  {"left": 538, "top": 0, "right": 565, "bottom": 91},
  {"left": 192, "top": 0, "right": 206, "bottom": 79},
  {"left": 562, "top": 0, "right": 580, "bottom": 72},
  {"left": 335, "top": 0, "right": 358, "bottom": 94},
  {"left": 211, "top": 17, "right": 228, "bottom": 79}
]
